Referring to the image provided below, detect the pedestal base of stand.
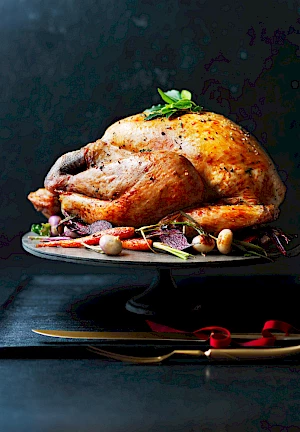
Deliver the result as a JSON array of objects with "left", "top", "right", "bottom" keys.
[{"left": 125, "top": 268, "right": 186, "bottom": 316}]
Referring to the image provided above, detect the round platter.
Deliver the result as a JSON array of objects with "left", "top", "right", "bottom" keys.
[
  {"left": 22, "top": 232, "right": 263, "bottom": 316},
  {"left": 22, "top": 232, "right": 261, "bottom": 269}
]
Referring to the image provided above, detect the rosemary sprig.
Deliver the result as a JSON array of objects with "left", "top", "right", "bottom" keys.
[
  {"left": 136, "top": 224, "right": 158, "bottom": 253},
  {"left": 232, "top": 239, "right": 273, "bottom": 262}
]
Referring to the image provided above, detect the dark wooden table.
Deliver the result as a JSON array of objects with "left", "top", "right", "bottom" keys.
[{"left": 1, "top": 251, "right": 300, "bottom": 432}]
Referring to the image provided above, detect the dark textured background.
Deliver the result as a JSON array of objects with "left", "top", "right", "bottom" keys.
[
  {"left": 1, "top": 5, "right": 300, "bottom": 430},
  {"left": 0, "top": 0, "right": 299, "bottom": 276}
]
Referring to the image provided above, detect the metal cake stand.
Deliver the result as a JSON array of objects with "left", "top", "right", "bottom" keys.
[{"left": 22, "top": 232, "right": 263, "bottom": 317}]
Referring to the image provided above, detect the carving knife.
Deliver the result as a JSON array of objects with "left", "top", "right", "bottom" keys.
[{"left": 32, "top": 329, "right": 300, "bottom": 342}]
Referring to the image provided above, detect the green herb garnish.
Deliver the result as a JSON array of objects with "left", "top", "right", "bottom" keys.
[
  {"left": 144, "top": 88, "right": 203, "bottom": 120},
  {"left": 152, "top": 242, "right": 193, "bottom": 260},
  {"left": 31, "top": 223, "right": 51, "bottom": 236}
]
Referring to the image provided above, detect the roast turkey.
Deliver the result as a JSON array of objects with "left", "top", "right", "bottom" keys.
[{"left": 28, "top": 111, "right": 286, "bottom": 234}]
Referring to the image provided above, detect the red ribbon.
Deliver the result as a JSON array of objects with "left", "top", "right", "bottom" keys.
[{"left": 146, "top": 319, "right": 300, "bottom": 348}]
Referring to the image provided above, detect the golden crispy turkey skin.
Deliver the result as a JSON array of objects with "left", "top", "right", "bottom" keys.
[
  {"left": 54, "top": 143, "right": 205, "bottom": 227},
  {"left": 28, "top": 111, "right": 286, "bottom": 233},
  {"left": 102, "top": 112, "right": 286, "bottom": 206}
]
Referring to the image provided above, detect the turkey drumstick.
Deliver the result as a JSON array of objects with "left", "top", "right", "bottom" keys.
[{"left": 40, "top": 140, "right": 205, "bottom": 227}]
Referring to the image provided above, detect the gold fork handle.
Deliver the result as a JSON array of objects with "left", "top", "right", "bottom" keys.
[
  {"left": 207, "top": 345, "right": 300, "bottom": 360},
  {"left": 174, "top": 350, "right": 205, "bottom": 357}
]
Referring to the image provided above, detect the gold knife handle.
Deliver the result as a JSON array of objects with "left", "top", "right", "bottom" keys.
[{"left": 206, "top": 345, "right": 300, "bottom": 360}]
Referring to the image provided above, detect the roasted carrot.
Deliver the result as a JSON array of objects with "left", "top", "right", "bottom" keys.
[
  {"left": 36, "top": 227, "right": 135, "bottom": 248},
  {"left": 121, "top": 238, "right": 153, "bottom": 251}
]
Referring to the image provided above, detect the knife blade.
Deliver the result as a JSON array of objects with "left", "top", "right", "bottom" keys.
[
  {"left": 32, "top": 329, "right": 300, "bottom": 342},
  {"left": 32, "top": 330, "right": 205, "bottom": 342}
]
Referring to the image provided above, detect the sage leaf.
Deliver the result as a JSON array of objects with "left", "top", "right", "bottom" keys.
[
  {"left": 144, "top": 88, "right": 203, "bottom": 121},
  {"left": 181, "top": 90, "right": 192, "bottom": 100},
  {"left": 158, "top": 88, "right": 177, "bottom": 104},
  {"left": 174, "top": 100, "right": 193, "bottom": 109}
]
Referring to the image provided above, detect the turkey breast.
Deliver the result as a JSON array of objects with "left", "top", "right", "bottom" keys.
[{"left": 102, "top": 112, "right": 285, "bottom": 206}]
